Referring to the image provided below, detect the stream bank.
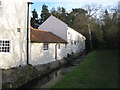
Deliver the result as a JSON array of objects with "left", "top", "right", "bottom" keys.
[
  {"left": 34, "top": 54, "right": 86, "bottom": 88},
  {"left": 2, "top": 50, "right": 86, "bottom": 89}
]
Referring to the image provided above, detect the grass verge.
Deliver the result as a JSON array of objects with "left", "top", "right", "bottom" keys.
[{"left": 52, "top": 50, "right": 119, "bottom": 88}]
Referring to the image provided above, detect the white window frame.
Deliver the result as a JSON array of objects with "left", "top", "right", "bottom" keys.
[
  {"left": 43, "top": 43, "right": 49, "bottom": 50},
  {"left": 0, "top": 39, "right": 12, "bottom": 54}
]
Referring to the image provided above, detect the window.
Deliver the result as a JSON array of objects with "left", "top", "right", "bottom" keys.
[
  {"left": 82, "top": 37, "right": 84, "bottom": 39},
  {"left": 0, "top": 40, "right": 10, "bottom": 53},
  {"left": 68, "top": 32, "right": 70, "bottom": 35},
  {"left": 74, "top": 41, "right": 76, "bottom": 45},
  {"left": 17, "top": 28, "right": 21, "bottom": 32},
  {"left": 43, "top": 43, "right": 48, "bottom": 50},
  {"left": 58, "top": 44, "right": 60, "bottom": 49},
  {"left": 71, "top": 40, "right": 73, "bottom": 45}
]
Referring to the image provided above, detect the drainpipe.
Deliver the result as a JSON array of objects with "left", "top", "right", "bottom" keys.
[
  {"left": 55, "top": 44, "right": 57, "bottom": 60},
  {"left": 27, "top": 2, "right": 33, "bottom": 65}
]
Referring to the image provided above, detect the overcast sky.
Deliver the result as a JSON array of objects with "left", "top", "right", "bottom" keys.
[{"left": 31, "top": 0, "right": 119, "bottom": 17}]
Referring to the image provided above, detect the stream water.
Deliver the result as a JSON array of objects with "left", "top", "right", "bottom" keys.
[{"left": 18, "top": 54, "right": 86, "bottom": 89}]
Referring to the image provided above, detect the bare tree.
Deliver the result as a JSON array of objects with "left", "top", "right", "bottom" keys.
[
  {"left": 85, "top": 4, "right": 102, "bottom": 18},
  {"left": 83, "top": 4, "right": 101, "bottom": 50}
]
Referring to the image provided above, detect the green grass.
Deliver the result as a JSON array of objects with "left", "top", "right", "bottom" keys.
[{"left": 52, "top": 50, "right": 119, "bottom": 88}]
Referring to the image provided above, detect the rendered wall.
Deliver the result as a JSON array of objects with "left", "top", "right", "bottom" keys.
[
  {"left": 30, "top": 43, "right": 67, "bottom": 65},
  {"left": 30, "top": 27, "right": 86, "bottom": 65},
  {"left": 0, "top": 0, "right": 30, "bottom": 69},
  {"left": 67, "top": 27, "right": 86, "bottom": 54}
]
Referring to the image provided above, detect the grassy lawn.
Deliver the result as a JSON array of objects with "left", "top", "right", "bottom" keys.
[{"left": 52, "top": 50, "right": 119, "bottom": 88}]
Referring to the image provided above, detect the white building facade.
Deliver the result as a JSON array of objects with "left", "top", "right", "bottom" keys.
[
  {"left": 30, "top": 27, "right": 67, "bottom": 65},
  {"left": 39, "top": 15, "right": 86, "bottom": 55},
  {"left": 0, "top": 0, "right": 31, "bottom": 69},
  {"left": 0, "top": 4, "right": 86, "bottom": 69},
  {"left": 67, "top": 27, "right": 86, "bottom": 54},
  {"left": 29, "top": 15, "right": 86, "bottom": 65}
]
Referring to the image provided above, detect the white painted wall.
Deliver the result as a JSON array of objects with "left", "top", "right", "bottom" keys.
[
  {"left": 67, "top": 27, "right": 86, "bottom": 54},
  {"left": 0, "top": 0, "right": 30, "bottom": 69},
  {"left": 57, "top": 44, "right": 67, "bottom": 60},
  {"left": 30, "top": 27, "right": 86, "bottom": 65},
  {"left": 38, "top": 16, "right": 86, "bottom": 55},
  {"left": 30, "top": 43, "right": 67, "bottom": 65},
  {"left": 34, "top": 15, "right": 86, "bottom": 65},
  {"left": 38, "top": 15, "right": 68, "bottom": 41}
]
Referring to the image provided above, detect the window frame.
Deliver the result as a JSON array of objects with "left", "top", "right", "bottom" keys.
[
  {"left": 43, "top": 43, "right": 49, "bottom": 50},
  {"left": 0, "top": 39, "right": 11, "bottom": 54}
]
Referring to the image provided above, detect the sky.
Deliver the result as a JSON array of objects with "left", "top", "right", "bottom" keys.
[{"left": 31, "top": 0, "right": 119, "bottom": 17}]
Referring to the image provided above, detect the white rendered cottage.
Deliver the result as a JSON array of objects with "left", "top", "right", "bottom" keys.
[
  {"left": 30, "top": 27, "right": 67, "bottom": 65},
  {"left": 38, "top": 15, "right": 86, "bottom": 55},
  {"left": 0, "top": 0, "right": 31, "bottom": 69}
]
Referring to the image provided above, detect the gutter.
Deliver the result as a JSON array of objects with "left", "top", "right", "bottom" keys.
[{"left": 27, "top": 2, "right": 33, "bottom": 65}]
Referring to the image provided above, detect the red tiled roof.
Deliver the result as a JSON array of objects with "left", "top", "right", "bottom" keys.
[{"left": 30, "top": 27, "right": 67, "bottom": 43}]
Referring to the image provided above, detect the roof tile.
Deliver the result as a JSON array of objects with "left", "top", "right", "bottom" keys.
[{"left": 30, "top": 27, "right": 67, "bottom": 43}]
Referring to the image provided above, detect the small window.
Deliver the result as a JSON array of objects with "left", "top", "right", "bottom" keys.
[
  {"left": 0, "top": 40, "right": 10, "bottom": 53},
  {"left": 74, "top": 41, "right": 76, "bottom": 45},
  {"left": 58, "top": 44, "right": 60, "bottom": 49},
  {"left": 17, "top": 28, "right": 21, "bottom": 32},
  {"left": 68, "top": 32, "right": 70, "bottom": 35},
  {"left": 43, "top": 43, "right": 48, "bottom": 50},
  {"left": 82, "top": 37, "right": 84, "bottom": 39},
  {"left": 71, "top": 40, "right": 73, "bottom": 45}
]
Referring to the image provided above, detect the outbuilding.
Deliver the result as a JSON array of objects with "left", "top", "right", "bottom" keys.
[
  {"left": 39, "top": 15, "right": 86, "bottom": 55},
  {"left": 30, "top": 27, "right": 67, "bottom": 65}
]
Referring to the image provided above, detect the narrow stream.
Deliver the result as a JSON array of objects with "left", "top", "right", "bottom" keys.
[{"left": 17, "top": 54, "right": 86, "bottom": 89}]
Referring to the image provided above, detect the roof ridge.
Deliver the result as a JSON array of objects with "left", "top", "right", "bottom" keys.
[
  {"left": 30, "top": 26, "right": 49, "bottom": 32},
  {"left": 49, "top": 32, "right": 66, "bottom": 41},
  {"left": 30, "top": 26, "right": 67, "bottom": 43}
]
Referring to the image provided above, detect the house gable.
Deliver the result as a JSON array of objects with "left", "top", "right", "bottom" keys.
[{"left": 38, "top": 15, "right": 68, "bottom": 41}]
